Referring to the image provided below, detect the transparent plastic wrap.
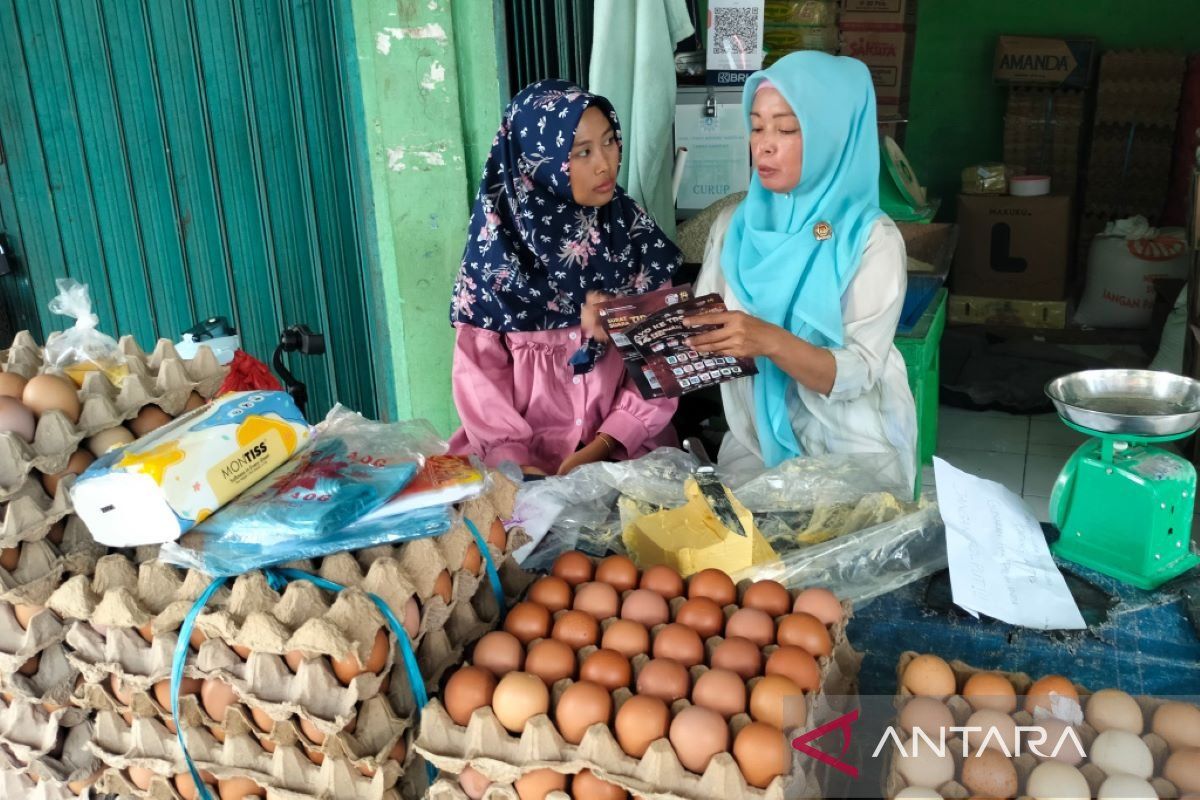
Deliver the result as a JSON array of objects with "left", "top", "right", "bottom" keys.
[
  {"left": 159, "top": 503, "right": 455, "bottom": 576},
  {"left": 183, "top": 406, "right": 443, "bottom": 546},
  {"left": 516, "top": 449, "right": 945, "bottom": 602},
  {"left": 43, "top": 278, "right": 129, "bottom": 386}
]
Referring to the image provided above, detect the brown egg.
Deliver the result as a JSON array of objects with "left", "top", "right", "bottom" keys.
[
  {"left": 463, "top": 542, "right": 483, "bottom": 575},
  {"left": 493, "top": 672, "right": 550, "bottom": 733},
  {"left": 688, "top": 568, "right": 736, "bottom": 606},
  {"left": 505, "top": 602, "right": 553, "bottom": 644},
  {"left": 130, "top": 405, "right": 174, "bottom": 437},
  {"left": 614, "top": 694, "right": 670, "bottom": 758},
  {"left": 776, "top": 612, "right": 831, "bottom": 657},
  {"left": 0, "top": 396, "right": 35, "bottom": 443},
  {"left": 601, "top": 619, "right": 650, "bottom": 658},
  {"left": 1152, "top": 702, "right": 1200, "bottom": 750},
  {"left": 136, "top": 621, "right": 155, "bottom": 643},
  {"left": 552, "top": 610, "right": 600, "bottom": 650},
  {"left": 184, "top": 392, "right": 207, "bottom": 412},
  {"left": 489, "top": 517, "right": 508, "bottom": 550},
  {"left": 573, "top": 582, "right": 620, "bottom": 620},
  {"left": 669, "top": 705, "right": 729, "bottom": 774},
  {"left": 128, "top": 766, "right": 156, "bottom": 790},
  {"left": 330, "top": 628, "right": 389, "bottom": 684},
  {"left": 595, "top": 555, "right": 638, "bottom": 592},
  {"left": 445, "top": 666, "right": 498, "bottom": 726},
  {"left": 528, "top": 576, "right": 573, "bottom": 613},
  {"left": 555, "top": 680, "right": 612, "bottom": 744},
  {"left": 231, "top": 643, "right": 252, "bottom": 660},
  {"left": 572, "top": 768, "right": 627, "bottom": 800},
  {"left": 190, "top": 626, "right": 207, "bottom": 651},
  {"left": 652, "top": 623, "right": 704, "bottom": 667},
  {"left": 200, "top": 678, "right": 237, "bottom": 723},
  {"left": 621, "top": 589, "right": 670, "bottom": 628},
  {"left": 23, "top": 375, "right": 81, "bottom": 423},
  {"left": 1166, "top": 749, "right": 1200, "bottom": 794},
  {"left": 153, "top": 678, "right": 202, "bottom": 711},
  {"left": 674, "top": 597, "right": 725, "bottom": 639},
  {"left": 580, "top": 649, "right": 632, "bottom": 691},
  {"left": 902, "top": 655, "right": 957, "bottom": 699},
  {"left": 963, "top": 672, "right": 1017, "bottom": 713},
  {"left": 640, "top": 565, "right": 684, "bottom": 600},
  {"left": 765, "top": 646, "right": 820, "bottom": 691},
  {"left": 635, "top": 658, "right": 690, "bottom": 703},
  {"left": 13, "top": 603, "right": 42, "bottom": 630},
  {"left": 711, "top": 636, "right": 763, "bottom": 680},
  {"left": 526, "top": 639, "right": 576, "bottom": 686},
  {"left": 962, "top": 749, "right": 1018, "bottom": 798},
  {"left": 68, "top": 769, "right": 105, "bottom": 796},
  {"left": 899, "top": 697, "right": 955, "bottom": 737},
  {"left": 459, "top": 766, "right": 492, "bottom": 800},
  {"left": 304, "top": 745, "right": 324, "bottom": 766},
  {"left": 472, "top": 631, "right": 525, "bottom": 676},
  {"left": 553, "top": 552, "right": 595, "bottom": 586},
  {"left": 284, "top": 649, "right": 310, "bottom": 673},
  {"left": 734, "top": 722, "right": 790, "bottom": 789},
  {"left": 16, "top": 654, "right": 36, "bottom": 674},
  {"left": 41, "top": 449, "right": 94, "bottom": 496},
  {"left": 792, "top": 587, "right": 843, "bottom": 626},
  {"left": 433, "top": 570, "right": 453, "bottom": 603},
  {"left": 46, "top": 522, "right": 65, "bottom": 545},
  {"left": 964, "top": 709, "right": 1019, "bottom": 755},
  {"left": 110, "top": 673, "right": 133, "bottom": 706},
  {"left": 175, "top": 771, "right": 218, "bottom": 800},
  {"left": 750, "top": 675, "right": 804, "bottom": 729},
  {"left": 0, "top": 546, "right": 19, "bottom": 571},
  {"left": 216, "top": 776, "right": 266, "bottom": 799},
  {"left": 692, "top": 668, "right": 747, "bottom": 718},
  {"left": 299, "top": 717, "right": 330, "bottom": 745},
  {"left": 0, "top": 372, "right": 28, "bottom": 399},
  {"left": 1027, "top": 717, "right": 1085, "bottom": 764},
  {"left": 405, "top": 596, "right": 421, "bottom": 638},
  {"left": 725, "top": 608, "right": 775, "bottom": 647},
  {"left": 742, "top": 580, "right": 792, "bottom": 618},
  {"left": 249, "top": 707, "right": 276, "bottom": 734},
  {"left": 1025, "top": 675, "right": 1079, "bottom": 715},
  {"left": 515, "top": 768, "right": 568, "bottom": 800},
  {"left": 86, "top": 425, "right": 135, "bottom": 456},
  {"left": 1086, "top": 688, "right": 1144, "bottom": 734}
]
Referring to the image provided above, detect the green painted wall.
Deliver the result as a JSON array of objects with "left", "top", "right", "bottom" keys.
[
  {"left": 347, "top": 0, "right": 502, "bottom": 433},
  {"left": 906, "top": 0, "right": 1200, "bottom": 212}
]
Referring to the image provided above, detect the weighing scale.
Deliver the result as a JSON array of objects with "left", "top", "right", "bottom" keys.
[{"left": 1047, "top": 370, "right": 1200, "bottom": 590}]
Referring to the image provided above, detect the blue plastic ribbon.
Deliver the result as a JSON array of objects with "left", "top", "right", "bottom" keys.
[
  {"left": 464, "top": 518, "right": 506, "bottom": 619},
  {"left": 169, "top": 567, "right": 433, "bottom": 797}
]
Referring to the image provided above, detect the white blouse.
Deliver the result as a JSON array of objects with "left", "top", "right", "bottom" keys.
[{"left": 696, "top": 208, "right": 918, "bottom": 490}]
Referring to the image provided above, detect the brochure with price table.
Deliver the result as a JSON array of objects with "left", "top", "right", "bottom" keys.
[{"left": 597, "top": 284, "right": 758, "bottom": 400}]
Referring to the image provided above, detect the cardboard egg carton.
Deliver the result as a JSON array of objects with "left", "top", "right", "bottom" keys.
[
  {"left": 885, "top": 652, "right": 1189, "bottom": 799},
  {"left": 0, "top": 333, "right": 226, "bottom": 496},
  {"left": 416, "top": 595, "right": 859, "bottom": 800},
  {"left": 0, "top": 595, "right": 67, "bottom": 675},
  {"left": 89, "top": 705, "right": 408, "bottom": 800},
  {"left": 426, "top": 773, "right": 570, "bottom": 800},
  {"left": 0, "top": 471, "right": 71, "bottom": 537},
  {"left": 0, "top": 692, "right": 94, "bottom": 773},
  {"left": 2, "top": 519, "right": 106, "bottom": 612},
  {"left": 0, "top": 767, "right": 101, "bottom": 800},
  {"left": 1, "top": 640, "right": 81, "bottom": 710}
]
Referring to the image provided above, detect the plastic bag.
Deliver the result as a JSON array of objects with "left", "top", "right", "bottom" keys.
[
  {"left": 515, "top": 447, "right": 944, "bottom": 603},
  {"left": 44, "top": 278, "right": 128, "bottom": 386},
  {"left": 157, "top": 407, "right": 444, "bottom": 575}
]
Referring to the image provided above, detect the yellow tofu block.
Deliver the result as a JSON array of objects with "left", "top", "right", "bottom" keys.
[{"left": 622, "top": 478, "right": 778, "bottom": 577}]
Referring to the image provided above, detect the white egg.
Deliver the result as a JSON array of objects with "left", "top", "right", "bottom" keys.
[
  {"left": 895, "top": 788, "right": 943, "bottom": 799},
  {"left": 895, "top": 738, "right": 955, "bottom": 789},
  {"left": 1027, "top": 762, "right": 1091, "bottom": 800},
  {"left": 1091, "top": 730, "right": 1154, "bottom": 779},
  {"left": 1098, "top": 774, "right": 1158, "bottom": 800}
]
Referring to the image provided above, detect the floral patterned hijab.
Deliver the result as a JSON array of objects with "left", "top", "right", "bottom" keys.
[{"left": 450, "top": 80, "right": 680, "bottom": 356}]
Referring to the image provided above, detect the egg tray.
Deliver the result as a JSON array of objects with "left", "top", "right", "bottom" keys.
[
  {"left": 0, "top": 335, "right": 226, "bottom": 498},
  {"left": 1, "top": 517, "right": 108, "bottom": 609},
  {"left": 0, "top": 694, "right": 96, "bottom": 776},
  {"left": 0, "top": 473, "right": 72, "bottom": 546},
  {"left": 0, "top": 596, "right": 69, "bottom": 676},
  {"left": 0, "top": 767, "right": 101, "bottom": 800},
  {"left": 88, "top": 706, "right": 409, "bottom": 800},
  {"left": 414, "top": 605, "right": 860, "bottom": 800},
  {"left": 1, "top": 638, "right": 83, "bottom": 709},
  {"left": 885, "top": 651, "right": 1193, "bottom": 799}
]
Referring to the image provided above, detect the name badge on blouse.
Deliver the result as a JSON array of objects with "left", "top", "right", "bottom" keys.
[{"left": 814, "top": 221, "right": 833, "bottom": 241}]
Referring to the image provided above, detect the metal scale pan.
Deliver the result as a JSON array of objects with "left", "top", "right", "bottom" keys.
[{"left": 1046, "top": 369, "right": 1200, "bottom": 439}]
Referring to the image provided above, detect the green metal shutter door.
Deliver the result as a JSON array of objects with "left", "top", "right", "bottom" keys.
[{"left": 0, "top": 0, "right": 378, "bottom": 420}]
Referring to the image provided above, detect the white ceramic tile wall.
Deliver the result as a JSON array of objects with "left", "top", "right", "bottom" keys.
[{"left": 926, "top": 407, "right": 1074, "bottom": 524}]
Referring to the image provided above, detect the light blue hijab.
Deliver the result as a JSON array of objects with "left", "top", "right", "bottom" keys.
[{"left": 720, "top": 51, "right": 884, "bottom": 467}]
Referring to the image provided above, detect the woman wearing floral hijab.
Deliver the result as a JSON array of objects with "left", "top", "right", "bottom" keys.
[{"left": 449, "top": 80, "right": 681, "bottom": 476}]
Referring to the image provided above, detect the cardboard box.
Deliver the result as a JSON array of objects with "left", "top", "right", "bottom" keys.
[
  {"left": 1003, "top": 88, "right": 1087, "bottom": 198},
  {"left": 952, "top": 193, "right": 1072, "bottom": 300},
  {"left": 840, "top": 0, "right": 916, "bottom": 28},
  {"left": 839, "top": 27, "right": 915, "bottom": 106},
  {"left": 994, "top": 36, "right": 1097, "bottom": 89},
  {"left": 948, "top": 295, "right": 1069, "bottom": 329}
]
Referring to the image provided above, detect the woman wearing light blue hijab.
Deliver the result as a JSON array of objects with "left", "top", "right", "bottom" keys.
[{"left": 691, "top": 52, "right": 917, "bottom": 489}]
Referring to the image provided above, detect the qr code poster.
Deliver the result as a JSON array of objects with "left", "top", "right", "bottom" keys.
[{"left": 706, "top": 0, "right": 764, "bottom": 85}]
